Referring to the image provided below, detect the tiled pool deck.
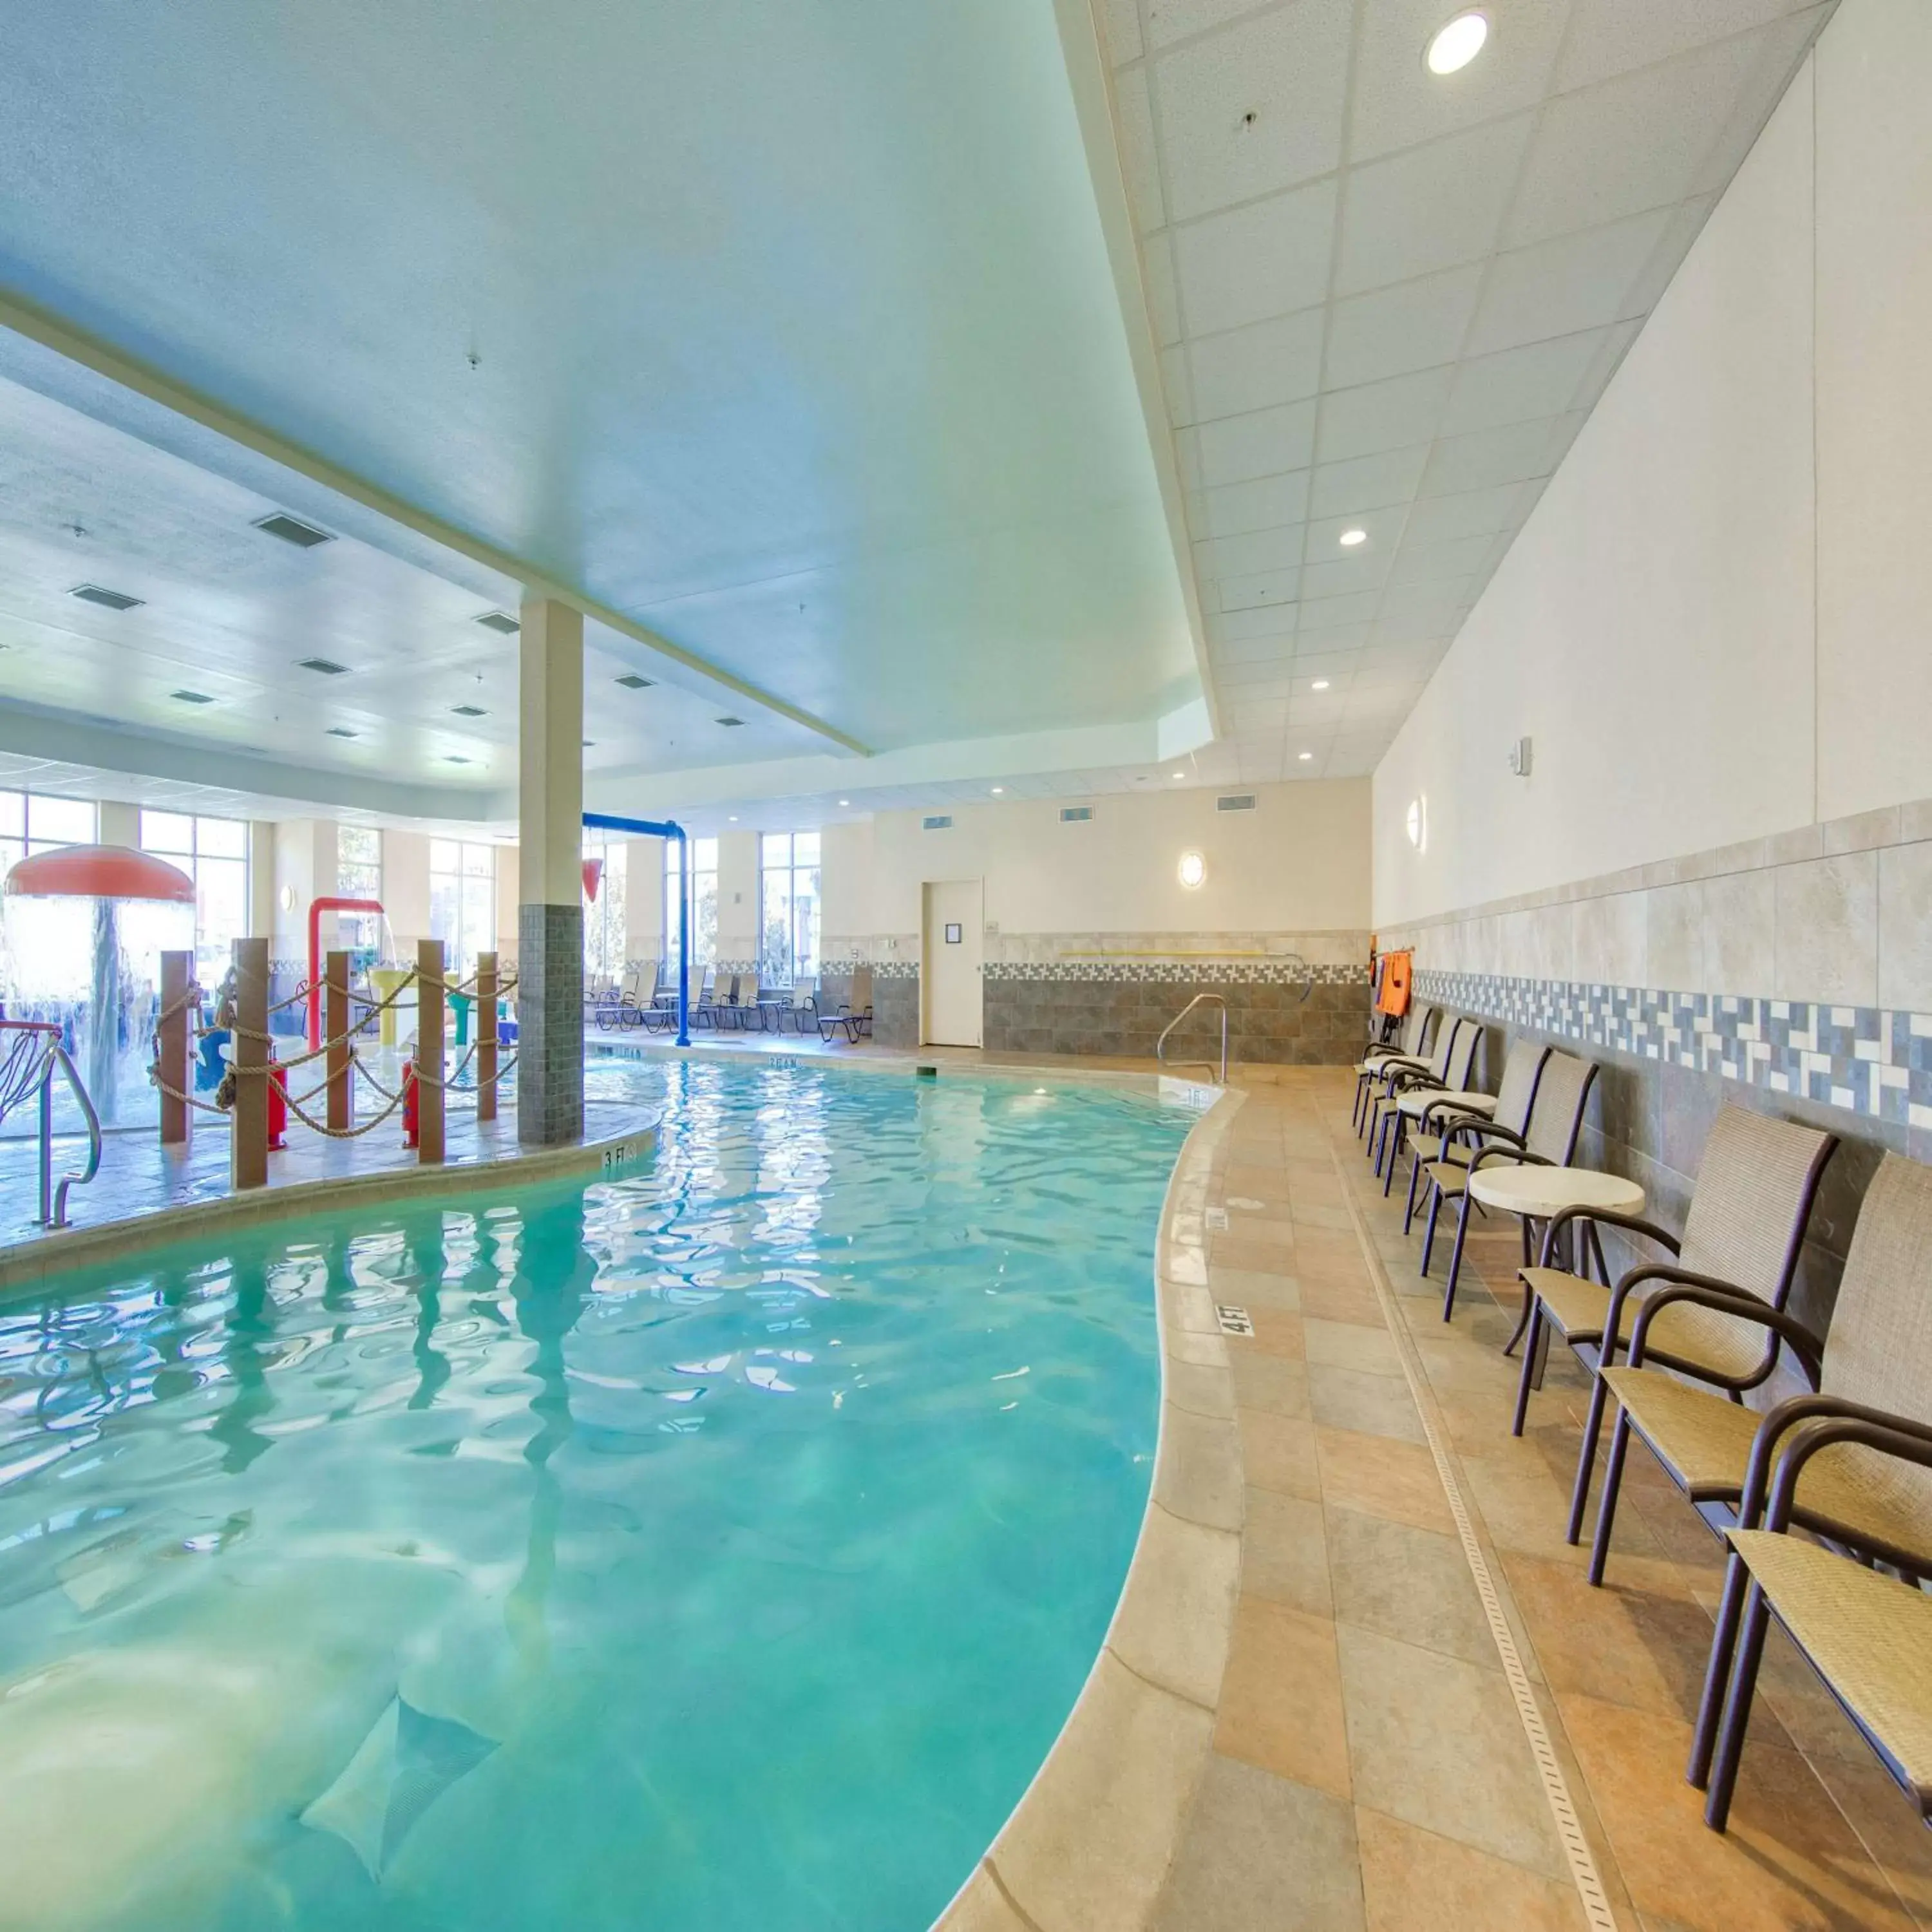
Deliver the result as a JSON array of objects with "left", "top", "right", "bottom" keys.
[{"left": 3, "top": 1051, "right": 1923, "bottom": 1928}]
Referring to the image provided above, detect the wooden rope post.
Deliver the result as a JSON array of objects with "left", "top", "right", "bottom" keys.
[
  {"left": 326, "top": 948, "right": 352, "bottom": 1133},
  {"left": 476, "top": 950, "right": 498, "bottom": 1124},
  {"left": 417, "top": 938, "right": 445, "bottom": 1164},
  {"left": 159, "top": 949, "right": 192, "bottom": 1146},
  {"left": 231, "top": 936, "right": 269, "bottom": 1191}
]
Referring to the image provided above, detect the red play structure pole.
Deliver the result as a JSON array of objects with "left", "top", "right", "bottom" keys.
[{"left": 308, "top": 897, "right": 384, "bottom": 1050}]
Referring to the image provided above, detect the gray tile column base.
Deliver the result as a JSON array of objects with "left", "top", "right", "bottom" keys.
[{"left": 517, "top": 902, "right": 585, "bottom": 1146}]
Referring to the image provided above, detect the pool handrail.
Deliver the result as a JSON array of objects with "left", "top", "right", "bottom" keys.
[
  {"left": 0, "top": 1020, "right": 102, "bottom": 1227},
  {"left": 1156, "top": 992, "right": 1227, "bottom": 1086}
]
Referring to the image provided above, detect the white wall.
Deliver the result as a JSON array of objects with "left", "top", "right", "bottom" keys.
[
  {"left": 270, "top": 819, "right": 336, "bottom": 957},
  {"left": 828, "top": 779, "right": 1368, "bottom": 952},
  {"left": 383, "top": 829, "right": 433, "bottom": 954},
  {"left": 1373, "top": 0, "right": 1932, "bottom": 933}
]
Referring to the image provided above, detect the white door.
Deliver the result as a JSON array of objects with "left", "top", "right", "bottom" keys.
[{"left": 922, "top": 880, "right": 983, "bottom": 1046}]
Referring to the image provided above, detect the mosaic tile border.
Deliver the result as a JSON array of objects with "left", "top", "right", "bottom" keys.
[
  {"left": 985, "top": 960, "right": 1367, "bottom": 985},
  {"left": 1417, "top": 969, "right": 1932, "bottom": 1131}
]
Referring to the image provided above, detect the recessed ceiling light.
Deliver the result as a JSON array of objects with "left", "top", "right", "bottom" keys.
[
  {"left": 990, "top": 786, "right": 1003, "bottom": 795},
  {"left": 170, "top": 688, "right": 214, "bottom": 705},
  {"left": 252, "top": 511, "right": 334, "bottom": 549},
  {"left": 1298, "top": 750, "right": 1314, "bottom": 761},
  {"left": 1171, "top": 771, "right": 1186, "bottom": 780},
  {"left": 70, "top": 583, "right": 144, "bottom": 611},
  {"left": 838, "top": 799, "right": 850, "bottom": 807},
  {"left": 475, "top": 611, "right": 520, "bottom": 635},
  {"left": 1311, "top": 679, "right": 1331, "bottom": 690},
  {"left": 1339, "top": 528, "right": 1368, "bottom": 547},
  {"left": 728, "top": 814, "right": 738, "bottom": 822},
  {"left": 1426, "top": 11, "right": 1488, "bottom": 75}
]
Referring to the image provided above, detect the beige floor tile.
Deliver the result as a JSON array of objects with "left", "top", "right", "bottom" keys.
[
  {"left": 1315, "top": 1426, "right": 1455, "bottom": 1535},
  {"left": 1110, "top": 1504, "right": 1239, "bottom": 1710},
  {"left": 1300, "top": 1280, "right": 1387, "bottom": 1327},
  {"left": 1165, "top": 1358, "right": 1236, "bottom": 1420},
  {"left": 1356, "top": 1806, "right": 1586, "bottom": 1931},
  {"left": 1337, "top": 1624, "right": 1569, "bottom": 1882},
  {"left": 1309, "top": 1363, "right": 1426, "bottom": 1445},
  {"left": 1458, "top": 1446, "right": 1668, "bottom": 1571},
  {"left": 1558, "top": 1690, "right": 1915, "bottom": 1932},
  {"left": 1209, "top": 1265, "right": 1302, "bottom": 1312},
  {"left": 1811, "top": 1752, "right": 1932, "bottom": 1929},
  {"left": 1239, "top": 1408, "right": 1321, "bottom": 1501},
  {"left": 1212, "top": 1234, "right": 1298, "bottom": 1273},
  {"left": 1328, "top": 1505, "right": 1497, "bottom": 1671},
  {"left": 1242, "top": 1486, "right": 1332, "bottom": 1616},
  {"left": 1229, "top": 1349, "right": 1311, "bottom": 1419},
  {"left": 1305, "top": 1316, "right": 1403, "bottom": 1377},
  {"left": 1215, "top": 1598, "right": 1353, "bottom": 1799},
  {"left": 1152, "top": 1756, "right": 1365, "bottom": 1932},
  {"left": 992, "top": 1651, "right": 1213, "bottom": 1932},
  {"left": 1244, "top": 1307, "right": 1306, "bottom": 1360},
  {"left": 1154, "top": 1403, "right": 1244, "bottom": 1532},
  {"left": 933, "top": 1863, "right": 1032, "bottom": 1931}
]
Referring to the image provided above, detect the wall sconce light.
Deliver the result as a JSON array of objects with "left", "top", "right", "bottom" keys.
[
  {"left": 1178, "top": 850, "right": 1208, "bottom": 890},
  {"left": 1508, "top": 735, "right": 1533, "bottom": 777},
  {"left": 1405, "top": 797, "right": 1427, "bottom": 851}
]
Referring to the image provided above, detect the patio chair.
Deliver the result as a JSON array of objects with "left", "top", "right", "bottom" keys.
[
  {"left": 1432, "top": 1047, "right": 1598, "bottom": 1322},
  {"left": 1515, "top": 1106, "right": 1835, "bottom": 1544},
  {"left": 779, "top": 981, "right": 819, "bottom": 1034},
  {"left": 1372, "top": 1013, "right": 1481, "bottom": 1198},
  {"left": 721, "top": 969, "right": 761, "bottom": 1030},
  {"left": 1587, "top": 1149, "right": 1932, "bottom": 1643},
  {"left": 1364, "top": 1013, "right": 1469, "bottom": 1177},
  {"left": 1589, "top": 1151, "right": 1932, "bottom": 1821},
  {"left": 691, "top": 965, "right": 718, "bottom": 1026},
  {"left": 1404, "top": 1036, "right": 1550, "bottom": 1239},
  {"left": 1352, "top": 1002, "right": 1439, "bottom": 1135},
  {"left": 817, "top": 966, "right": 873, "bottom": 1043}
]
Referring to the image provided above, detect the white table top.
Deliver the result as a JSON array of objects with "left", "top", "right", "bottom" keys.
[
  {"left": 1396, "top": 1087, "right": 1500, "bottom": 1121},
  {"left": 1467, "top": 1164, "right": 1644, "bottom": 1219}
]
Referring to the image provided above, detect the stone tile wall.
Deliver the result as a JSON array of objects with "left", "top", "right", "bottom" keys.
[{"left": 516, "top": 902, "right": 585, "bottom": 1146}]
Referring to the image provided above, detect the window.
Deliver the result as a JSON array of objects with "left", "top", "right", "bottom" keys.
[
  {"left": 0, "top": 790, "right": 96, "bottom": 873},
  {"left": 583, "top": 840, "right": 628, "bottom": 987},
  {"left": 336, "top": 824, "right": 383, "bottom": 954},
  {"left": 663, "top": 837, "right": 717, "bottom": 968},
  {"left": 430, "top": 839, "right": 496, "bottom": 980},
  {"left": 138, "top": 811, "right": 248, "bottom": 984},
  {"left": 759, "top": 831, "right": 820, "bottom": 985}
]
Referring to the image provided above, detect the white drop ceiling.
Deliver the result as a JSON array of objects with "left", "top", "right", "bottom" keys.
[{"left": 1096, "top": 0, "right": 1833, "bottom": 781}]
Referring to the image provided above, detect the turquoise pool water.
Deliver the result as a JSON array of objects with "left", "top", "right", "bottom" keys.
[{"left": 0, "top": 1059, "right": 1195, "bottom": 1931}]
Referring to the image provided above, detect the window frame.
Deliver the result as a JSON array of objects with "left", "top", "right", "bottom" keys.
[
  {"left": 428, "top": 837, "right": 497, "bottom": 980},
  {"left": 757, "top": 830, "right": 820, "bottom": 987},
  {"left": 138, "top": 809, "right": 249, "bottom": 984}
]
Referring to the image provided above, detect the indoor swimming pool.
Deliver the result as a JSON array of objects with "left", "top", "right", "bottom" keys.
[{"left": 0, "top": 1058, "right": 1197, "bottom": 1931}]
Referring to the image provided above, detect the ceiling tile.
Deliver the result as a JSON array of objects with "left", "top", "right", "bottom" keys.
[
  {"left": 1191, "top": 468, "right": 1312, "bottom": 538},
  {"left": 1440, "top": 328, "right": 1607, "bottom": 435},
  {"left": 1400, "top": 478, "right": 1537, "bottom": 547},
  {"left": 1172, "top": 176, "right": 1338, "bottom": 336},
  {"left": 1152, "top": 0, "right": 1352, "bottom": 222},
  {"left": 1294, "top": 586, "right": 1381, "bottom": 628},
  {"left": 1144, "top": 0, "right": 1273, "bottom": 53},
  {"left": 1159, "top": 343, "right": 1195, "bottom": 428},
  {"left": 1209, "top": 629, "right": 1296, "bottom": 663},
  {"left": 1303, "top": 503, "right": 1406, "bottom": 559},
  {"left": 1113, "top": 66, "right": 1168, "bottom": 234},
  {"left": 1195, "top": 521, "right": 1303, "bottom": 580},
  {"left": 1620, "top": 194, "right": 1719, "bottom": 314},
  {"left": 1557, "top": 0, "right": 1812, "bottom": 93},
  {"left": 1186, "top": 307, "right": 1325, "bottom": 422},
  {"left": 1142, "top": 232, "right": 1184, "bottom": 346},
  {"left": 1188, "top": 396, "right": 1318, "bottom": 487},
  {"left": 1309, "top": 442, "right": 1431, "bottom": 518},
  {"left": 1322, "top": 265, "right": 1482, "bottom": 389},
  {"left": 1100, "top": 0, "right": 1146, "bottom": 64},
  {"left": 1507, "top": 33, "right": 1776, "bottom": 247},
  {"left": 1209, "top": 600, "right": 1300, "bottom": 642},
  {"left": 1335, "top": 112, "right": 1536, "bottom": 298},
  {"left": 1419, "top": 415, "right": 1566, "bottom": 497},
  {"left": 1349, "top": 0, "right": 1571, "bottom": 162},
  {"left": 1377, "top": 576, "right": 1475, "bottom": 623},
  {"left": 1390, "top": 531, "right": 1495, "bottom": 583},
  {"left": 1691, "top": 10, "right": 1829, "bottom": 195},
  {"left": 1300, "top": 553, "right": 1388, "bottom": 600},
  {"left": 1218, "top": 564, "right": 1301, "bottom": 611},
  {"left": 1315, "top": 365, "right": 1454, "bottom": 464},
  {"left": 1464, "top": 207, "right": 1673, "bottom": 355}
]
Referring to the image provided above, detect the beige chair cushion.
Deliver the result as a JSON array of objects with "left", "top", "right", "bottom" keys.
[
  {"left": 1605, "top": 1368, "right": 1932, "bottom": 1564},
  {"left": 1522, "top": 1266, "right": 1766, "bottom": 1372},
  {"left": 1417, "top": 1159, "right": 1469, "bottom": 1199},
  {"left": 1728, "top": 1530, "right": 1932, "bottom": 1801},
  {"left": 1521, "top": 1267, "right": 1609, "bottom": 1343}
]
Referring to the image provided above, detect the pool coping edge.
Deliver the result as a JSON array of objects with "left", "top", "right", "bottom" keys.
[{"left": 932, "top": 1083, "right": 1247, "bottom": 1932}]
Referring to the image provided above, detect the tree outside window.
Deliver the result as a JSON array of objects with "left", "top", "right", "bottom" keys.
[
  {"left": 663, "top": 837, "right": 717, "bottom": 969},
  {"left": 139, "top": 811, "right": 248, "bottom": 985},
  {"left": 335, "top": 824, "right": 383, "bottom": 958},
  {"left": 429, "top": 839, "right": 496, "bottom": 981},
  {"left": 759, "top": 831, "right": 820, "bottom": 985}
]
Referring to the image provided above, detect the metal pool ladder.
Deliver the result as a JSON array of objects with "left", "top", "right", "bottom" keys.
[{"left": 1156, "top": 993, "right": 1227, "bottom": 1086}]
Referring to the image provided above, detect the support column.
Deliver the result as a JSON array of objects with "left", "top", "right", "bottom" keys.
[
  {"left": 477, "top": 951, "right": 498, "bottom": 1124},
  {"left": 231, "top": 936, "right": 269, "bottom": 1191},
  {"left": 516, "top": 596, "right": 585, "bottom": 1146}
]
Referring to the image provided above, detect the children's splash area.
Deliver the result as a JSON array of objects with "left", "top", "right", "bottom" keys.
[{"left": 0, "top": 1053, "right": 1203, "bottom": 1931}]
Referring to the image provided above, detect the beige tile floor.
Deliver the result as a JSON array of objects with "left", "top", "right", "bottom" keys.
[{"left": 1148, "top": 1065, "right": 1929, "bottom": 1932}]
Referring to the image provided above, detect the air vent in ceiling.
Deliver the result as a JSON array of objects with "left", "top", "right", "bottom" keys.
[
  {"left": 922, "top": 815, "right": 952, "bottom": 831},
  {"left": 451, "top": 704, "right": 487, "bottom": 717},
  {"left": 1059, "top": 806, "right": 1094, "bottom": 823},
  {"left": 171, "top": 689, "right": 214, "bottom": 705},
  {"left": 445, "top": 755, "right": 472, "bottom": 765},
  {"left": 327, "top": 726, "right": 359, "bottom": 739},
  {"left": 252, "top": 512, "right": 334, "bottom": 548},
  {"left": 475, "top": 611, "right": 520, "bottom": 634},
  {"left": 1216, "top": 793, "right": 1258, "bottom": 812},
  {"left": 299, "top": 656, "right": 349, "bottom": 676},
  {"left": 716, "top": 715, "right": 745, "bottom": 727},
  {"left": 70, "top": 583, "right": 143, "bottom": 611},
  {"left": 614, "top": 673, "right": 654, "bottom": 690}
]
